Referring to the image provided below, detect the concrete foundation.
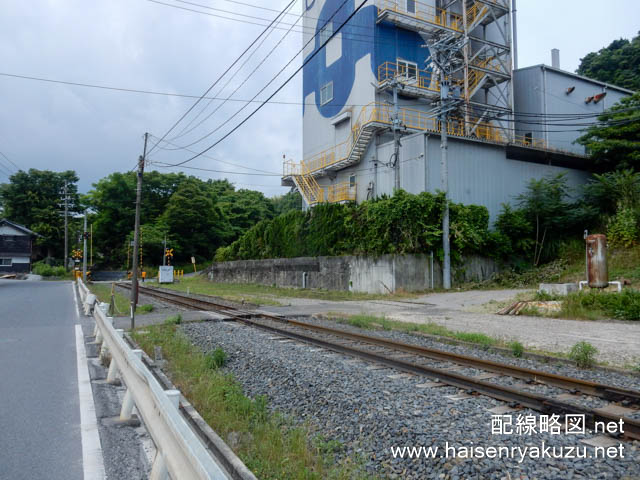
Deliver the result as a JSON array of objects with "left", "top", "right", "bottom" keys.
[
  {"left": 539, "top": 283, "right": 579, "bottom": 296},
  {"left": 207, "top": 254, "right": 499, "bottom": 294}
]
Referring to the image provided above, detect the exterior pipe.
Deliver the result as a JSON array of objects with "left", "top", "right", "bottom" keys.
[{"left": 512, "top": 0, "right": 518, "bottom": 70}]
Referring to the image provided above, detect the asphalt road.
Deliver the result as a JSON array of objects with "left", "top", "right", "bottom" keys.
[{"left": 0, "top": 279, "right": 83, "bottom": 480}]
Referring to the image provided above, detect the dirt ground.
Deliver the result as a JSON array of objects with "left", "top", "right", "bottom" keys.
[{"left": 261, "top": 289, "right": 640, "bottom": 367}]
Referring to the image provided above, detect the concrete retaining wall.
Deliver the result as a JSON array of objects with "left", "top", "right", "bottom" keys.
[{"left": 207, "top": 254, "right": 499, "bottom": 294}]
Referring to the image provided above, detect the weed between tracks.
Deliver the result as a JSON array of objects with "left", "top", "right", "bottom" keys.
[
  {"left": 329, "top": 313, "right": 498, "bottom": 348},
  {"left": 132, "top": 324, "right": 371, "bottom": 480}
]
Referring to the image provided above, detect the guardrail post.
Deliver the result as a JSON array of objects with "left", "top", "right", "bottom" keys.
[
  {"left": 149, "top": 451, "right": 169, "bottom": 480},
  {"left": 165, "top": 390, "right": 181, "bottom": 409},
  {"left": 106, "top": 329, "right": 124, "bottom": 384},
  {"left": 120, "top": 349, "right": 143, "bottom": 421}
]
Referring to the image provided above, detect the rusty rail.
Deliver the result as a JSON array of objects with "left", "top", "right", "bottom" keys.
[{"left": 120, "top": 283, "right": 640, "bottom": 441}]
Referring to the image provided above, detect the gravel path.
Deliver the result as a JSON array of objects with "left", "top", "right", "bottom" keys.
[
  {"left": 261, "top": 289, "right": 640, "bottom": 367},
  {"left": 181, "top": 320, "right": 640, "bottom": 480}
]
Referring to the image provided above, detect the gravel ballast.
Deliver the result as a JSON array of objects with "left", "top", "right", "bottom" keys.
[{"left": 180, "top": 319, "right": 640, "bottom": 479}]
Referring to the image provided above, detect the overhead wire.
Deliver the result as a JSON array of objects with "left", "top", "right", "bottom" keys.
[
  {"left": 146, "top": 0, "right": 298, "bottom": 157},
  {"left": 147, "top": 133, "right": 281, "bottom": 174},
  {"left": 2, "top": 70, "right": 637, "bottom": 120},
  {"left": 158, "top": 0, "right": 375, "bottom": 166},
  {"left": 143, "top": 0, "right": 439, "bottom": 51},
  {"left": 167, "top": 0, "right": 303, "bottom": 143},
  {"left": 0, "top": 150, "right": 20, "bottom": 171}
]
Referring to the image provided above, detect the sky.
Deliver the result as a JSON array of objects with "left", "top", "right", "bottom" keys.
[{"left": 0, "top": 0, "right": 638, "bottom": 196}]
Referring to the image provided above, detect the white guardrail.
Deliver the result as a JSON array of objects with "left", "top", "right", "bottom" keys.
[{"left": 77, "top": 280, "right": 232, "bottom": 480}]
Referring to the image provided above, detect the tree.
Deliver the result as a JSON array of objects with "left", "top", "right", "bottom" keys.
[
  {"left": 0, "top": 169, "right": 81, "bottom": 258},
  {"left": 86, "top": 171, "right": 188, "bottom": 265},
  {"left": 160, "top": 179, "right": 232, "bottom": 261},
  {"left": 272, "top": 191, "right": 302, "bottom": 216},
  {"left": 577, "top": 33, "right": 640, "bottom": 91},
  {"left": 516, "top": 174, "right": 581, "bottom": 266},
  {"left": 576, "top": 93, "right": 640, "bottom": 170}
]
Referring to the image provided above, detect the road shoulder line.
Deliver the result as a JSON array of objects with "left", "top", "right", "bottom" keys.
[{"left": 75, "top": 323, "right": 106, "bottom": 479}]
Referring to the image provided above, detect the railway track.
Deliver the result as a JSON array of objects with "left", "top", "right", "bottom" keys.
[{"left": 119, "top": 283, "right": 640, "bottom": 440}]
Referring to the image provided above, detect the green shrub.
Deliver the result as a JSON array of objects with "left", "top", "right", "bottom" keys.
[
  {"left": 563, "top": 290, "right": 640, "bottom": 321},
  {"left": 509, "top": 341, "right": 524, "bottom": 358},
  {"left": 215, "top": 190, "right": 494, "bottom": 262},
  {"left": 138, "top": 304, "right": 154, "bottom": 313},
  {"left": 205, "top": 347, "right": 227, "bottom": 370},
  {"left": 607, "top": 208, "right": 639, "bottom": 248},
  {"left": 569, "top": 341, "right": 598, "bottom": 368},
  {"left": 32, "top": 262, "right": 66, "bottom": 277},
  {"left": 164, "top": 314, "right": 182, "bottom": 325}
]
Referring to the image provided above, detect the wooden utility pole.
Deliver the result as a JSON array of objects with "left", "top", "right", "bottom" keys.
[
  {"left": 63, "top": 181, "right": 69, "bottom": 272},
  {"left": 130, "top": 132, "right": 148, "bottom": 330}
]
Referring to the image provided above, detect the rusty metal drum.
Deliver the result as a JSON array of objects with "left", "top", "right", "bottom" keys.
[{"left": 586, "top": 234, "right": 608, "bottom": 288}]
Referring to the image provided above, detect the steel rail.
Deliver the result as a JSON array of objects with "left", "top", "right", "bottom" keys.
[
  {"left": 125, "top": 284, "right": 640, "bottom": 406},
  {"left": 121, "top": 283, "right": 640, "bottom": 440}
]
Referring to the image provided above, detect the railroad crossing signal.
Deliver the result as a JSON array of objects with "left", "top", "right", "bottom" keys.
[
  {"left": 165, "top": 248, "right": 174, "bottom": 266},
  {"left": 72, "top": 249, "right": 83, "bottom": 260}
]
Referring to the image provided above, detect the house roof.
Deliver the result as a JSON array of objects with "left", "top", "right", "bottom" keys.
[{"left": 0, "top": 219, "right": 39, "bottom": 236}]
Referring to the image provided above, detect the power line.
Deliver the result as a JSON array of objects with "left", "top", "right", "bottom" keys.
[
  {"left": 146, "top": 0, "right": 298, "bottom": 157},
  {"left": 144, "top": 0, "right": 433, "bottom": 50},
  {"left": 2, "top": 70, "right": 636, "bottom": 120},
  {"left": 147, "top": 133, "right": 281, "bottom": 174},
  {"left": 161, "top": 0, "right": 368, "bottom": 165},
  {"left": 150, "top": 161, "right": 283, "bottom": 176},
  {"left": 0, "top": 150, "right": 20, "bottom": 171},
  {"left": 168, "top": 0, "right": 301, "bottom": 142}
]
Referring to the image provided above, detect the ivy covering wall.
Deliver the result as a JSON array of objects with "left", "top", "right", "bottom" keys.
[{"left": 215, "top": 190, "right": 494, "bottom": 262}]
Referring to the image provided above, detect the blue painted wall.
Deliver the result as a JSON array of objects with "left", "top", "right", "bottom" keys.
[{"left": 303, "top": 1, "right": 430, "bottom": 118}]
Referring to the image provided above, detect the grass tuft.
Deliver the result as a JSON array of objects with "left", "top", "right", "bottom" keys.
[
  {"left": 509, "top": 341, "right": 524, "bottom": 358},
  {"left": 164, "top": 314, "right": 182, "bottom": 325},
  {"left": 205, "top": 347, "right": 227, "bottom": 370},
  {"left": 568, "top": 341, "right": 598, "bottom": 369}
]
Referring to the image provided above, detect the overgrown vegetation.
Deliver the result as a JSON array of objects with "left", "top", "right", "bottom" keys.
[
  {"left": 216, "top": 190, "right": 497, "bottom": 262},
  {"left": 327, "top": 313, "right": 498, "bottom": 348},
  {"left": 562, "top": 290, "right": 640, "bottom": 321},
  {"left": 32, "top": 260, "right": 67, "bottom": 278},
  {"left": 568, "top": 341, "right": 598, "bottom": 369},
  {"left": 132, "top": 325, "right": 369, "bottom": 479}
]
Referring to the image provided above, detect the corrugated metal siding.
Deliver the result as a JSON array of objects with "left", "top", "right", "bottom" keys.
[{"left": 333, "top": 132, "right": 591, "bottom": 222}]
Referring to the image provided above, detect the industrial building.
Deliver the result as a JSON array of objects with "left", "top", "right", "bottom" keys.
[{"left": 282, "top": 0, "right": 633, "bottom": 220}]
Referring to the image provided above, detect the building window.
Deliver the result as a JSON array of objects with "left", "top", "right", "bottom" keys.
[
  {"left": 349, "top": 174, "right": 356, "bottom": 188},
  {"left": 397, "top": 59, "right": 418, "bottom": 81},
  {"left": 0, "top": 258, "right": 11, "bottom": 267},
  {"left": 320, "top": 82, "right": 333, "bottom": 105},
  {"left": 319, "top": 22, "right": 333, "bottom": 45},
  {"left": 406, "top": 0, "right": 416, "bottom": 14},
  {"left": 524, "top": 132, "right": 533, "bottom": 145}
]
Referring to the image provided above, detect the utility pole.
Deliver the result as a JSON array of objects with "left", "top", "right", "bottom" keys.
[
  {"left": 163, "top": 234, "right": 167, "bottom": 266},
  {"left": 130, "top": 132, "right": 149, "bottom": 331},
  {"left": 424, "top": 33, "right": 466, "bottom": 290},
  {"left": 82, "top": 213, "right": 88, "bottom": 281},
  {"left": 63, "top": 181, "right": 69, "bottom": 272},
  {"left": 392, "top": 80, "right": 401, "bottom": 191},
  {"left": 440, "top": 74, "right": 451, "bottom": 290}
]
